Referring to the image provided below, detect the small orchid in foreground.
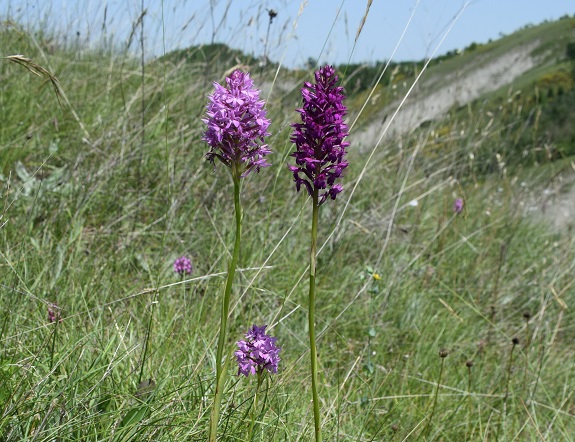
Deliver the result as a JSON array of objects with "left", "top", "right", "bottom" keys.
[
  {"left": 174, "top": 256, "right": 193, "bottom": 276},
  {"left": 235, "top": 324, "right": 281, "bottom": 377}
]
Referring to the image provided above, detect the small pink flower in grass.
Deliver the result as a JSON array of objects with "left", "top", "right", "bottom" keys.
[
  {"left": 174, "top": 256, "right": 192, "bottom": 276},
  {"left": 454, "top": 198, "right": 464, "bottom": 214},
  {"left": 48, "top": 303, "right": 61, "bottom": 323},
  {"left": 289, "top": 65, "right": 349, "bottom": 205},
  {"left": 235, "top": 325, "right": 281, "bottom": 376},
  {"left": 203, "top": 70, "right": 272, "bottom": 177}
]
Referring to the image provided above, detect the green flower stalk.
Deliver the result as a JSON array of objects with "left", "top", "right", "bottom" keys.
[
  {"left": 202, "top": 70, "right": 271, "bottom": 441},
  {"left": 289, "top": 65, "right": 349, "bottom": 442},
  {"left": 48, "top": 302, "right": 61, "bottom": 370}
]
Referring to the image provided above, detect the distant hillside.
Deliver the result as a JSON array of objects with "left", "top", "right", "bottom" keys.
[
  {"left": 157, "top": 43, "right": 257, "bottom": 67},
  {"left": 155, "top": 42, "right": 281, "bottom": 77},
  {"left": 352, "top": 17, "right": 575, "bottom": 148}
]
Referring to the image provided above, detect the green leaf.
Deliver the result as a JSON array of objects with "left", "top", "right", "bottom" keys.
[
  {"left": 363, "top": 362, "right": 375, "bottom": 375},
  {"left": 118, "top": 405, "right": 148, "bottom": 428},
  {"left": 94, "top": 394, "right": 111, "bottom": 413}
]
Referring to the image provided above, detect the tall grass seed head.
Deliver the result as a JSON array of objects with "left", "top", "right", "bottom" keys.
[
  {"left": 235, "top": 324, "right": 281, "bottom": 376},
  {"left": 202, "top": 70, "right": 271, "bottom": 177},
  {"left": 289, "top": 65, "right": 349, "bottom": 204}
]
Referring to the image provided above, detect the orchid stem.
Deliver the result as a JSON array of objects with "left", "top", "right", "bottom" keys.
[
  {"left": 309, "top": 188, "right": 322, "bottom": 442},
  {"left": 209, "top": 164, "right": 242, "bottom": 442},
  {"left": 248, "top": 372, "right": 264, "bottom": 440}
]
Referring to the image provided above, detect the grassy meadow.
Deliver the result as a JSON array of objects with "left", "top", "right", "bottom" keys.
[{"left": 1, "top": 6, "right": 575, "bottom": 441}]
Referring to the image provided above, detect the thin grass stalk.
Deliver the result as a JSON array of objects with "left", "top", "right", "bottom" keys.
[
  {"left": 49, "top": 320, "right": 58, "bottom": 371},
  {"left": 423, "top": 349, "right": 447, "bottom": 439},
  {"left": 466, "top": 360, "right": 474, "bottom": 438},
  {"left": 138, "top": 291, "right": 158, "bottom": 385},
  {"left": 522, "top": 312, "right": 531, "bottom": 396},
  {"left": 488, "top": 242, "right": 507, "bottom": 344},
  {"left": 499, "top": 338, "right": 518, "bottom": 440},
  {"left": 467, "top": 361, "right": 473, "bottom": 411},
  {"left": 138, "top": 0, "right": 145, "bottom": 190},
  {"left": 308, "top": 187, "right": 322, "bottom": 442},
  {"left": 260, "top": 9, "right": 277, "bottom": 77},
  {"left": 209, "top": 164, "right": 242, "bottom": 441}
]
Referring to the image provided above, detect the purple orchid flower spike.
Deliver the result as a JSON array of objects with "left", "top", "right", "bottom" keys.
[
  {"left": 235, "top": 325, "right": 281, "bottom": 377},
  {"left": 289, "top": 65, "right": 349, "bottom": 204},
  {"left": 203, "top": 70, "right": 272, "bottom": 177},
  {"left": 174, "top": 256, "right": 193, "bottom": 276}
]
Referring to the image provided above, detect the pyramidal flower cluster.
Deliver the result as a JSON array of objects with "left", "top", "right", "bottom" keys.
[
  {"left": 289, "top": 65, "right": 349, "bottom": 204},
  {"left": 203, "top": 70, "right": 272, "bottom": 177},
  {"left": 174, "top": 256, "right": 193, "bottom": 276},
  {"left": 235, "top": 325, "right": 281, "bottom": 377}
]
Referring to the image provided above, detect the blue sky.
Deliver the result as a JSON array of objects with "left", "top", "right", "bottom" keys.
[{"left": 2, "top": 0, "right": 573, "bottom": 67}]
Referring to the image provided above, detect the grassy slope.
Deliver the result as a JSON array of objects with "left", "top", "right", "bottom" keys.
[{"left": 0, "top": 17, "right": 574, "bottom": 441}]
